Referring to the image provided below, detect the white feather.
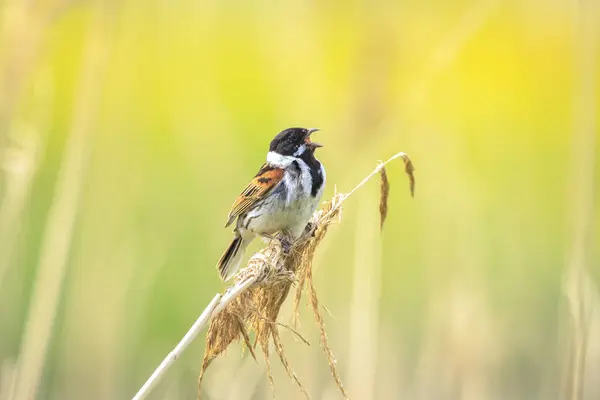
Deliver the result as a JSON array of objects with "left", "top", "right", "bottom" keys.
[
  {"left": 295, "top": 157, "right": 313, "bottom": 194},
  {"left": 293, "top": 144, "right": 307, "bottom": 157},
  {"left": 317, "top": 162, "right": 326, "bottom": 199},
  {"left": 240, "top": 157, "right": 325, "bottom": 239},
  {"left": 267, "top": 151, "right": 296, "bottom": 167}
]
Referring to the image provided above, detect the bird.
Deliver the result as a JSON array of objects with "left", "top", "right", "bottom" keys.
[{"left": 217, "top": 127, "right": 326, "bottom": 281}]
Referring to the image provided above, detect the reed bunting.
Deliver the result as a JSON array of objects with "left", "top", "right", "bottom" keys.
[{"left": 217, "top": 127, "right": 326, "bottom": 281}]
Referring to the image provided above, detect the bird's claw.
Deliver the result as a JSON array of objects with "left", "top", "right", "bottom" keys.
[{"left": 279, "top": 237, "right": 293, "bottom": 255}]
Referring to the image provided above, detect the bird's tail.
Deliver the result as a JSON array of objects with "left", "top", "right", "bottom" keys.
[{"left": 217, "top": 233, "right": 250, "bottom": 281}]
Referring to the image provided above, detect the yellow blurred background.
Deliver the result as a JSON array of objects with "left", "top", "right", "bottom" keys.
[{"left": 1, "top": 0, "right": 599, "bottom": 399}]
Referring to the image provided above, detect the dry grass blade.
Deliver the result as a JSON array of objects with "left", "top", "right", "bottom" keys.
[
  {"left": 562, "top": 0, "right": 597, "bottom": 397},
  {"left": 307, "top": 264, "right": 350, "bottom": 399},
  {"left": 272, "top": 330, "right": 311, "bottom": 399},
  {"left": 254, "top": 315, "right": 311, "bottom": 346},
  {"left": 11, "top": 8, "right": 108, "bottom": 400},
  {"left": 400, "top": 153, "right": 416, "bottom": 197},
  {"left": 237, "top": 318, "right": 257, "bottom": 362},
  {"left": 291, "top": 274, "right": 306, "bottom": 329},
  {"left": 195, "top": 152, "right": 415, "bottom": 400},
  {"left": 379, "top": 165, "right": 390, "bottom": 230}
]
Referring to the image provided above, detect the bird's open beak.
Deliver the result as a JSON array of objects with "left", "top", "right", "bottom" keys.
[{"left": 306, "top": 128, "right": 323, "bottom": 148}]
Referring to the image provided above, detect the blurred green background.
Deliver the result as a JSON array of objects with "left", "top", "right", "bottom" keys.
[{"left": 1, "top": 0, "right": 599, "bottom": 399}]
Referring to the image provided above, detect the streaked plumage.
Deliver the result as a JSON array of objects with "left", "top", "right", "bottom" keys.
[{"left": 217, "top": 127, "right": 326, "bottom": 281}]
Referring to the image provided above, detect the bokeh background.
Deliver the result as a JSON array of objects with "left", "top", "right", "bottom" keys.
[{"left": 1, "top": 0, "right": 599, "bottom": 399}]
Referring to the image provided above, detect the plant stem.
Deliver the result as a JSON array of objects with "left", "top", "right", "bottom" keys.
[{"left": 132, "top": 276, "right": 257, "bottom": 400}]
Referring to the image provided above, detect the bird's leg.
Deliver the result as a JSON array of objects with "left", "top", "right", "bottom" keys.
[
  {"left": 281, "top": 237, "right": 293, "bottom": 255},
  {"left": 276, "top": 231, "right": 294, "bottom": 255},
  {"left": 259, "top": 232, "right": 292, "bottom": 254}
]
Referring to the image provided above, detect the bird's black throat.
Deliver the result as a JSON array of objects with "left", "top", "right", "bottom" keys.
[{"left": 298, "top": 151, "right": 324, "bottom": 197}]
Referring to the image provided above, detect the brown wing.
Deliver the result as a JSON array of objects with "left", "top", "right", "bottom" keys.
[{"left": 225, "top": 164, "right": 285, "bottom": 227}]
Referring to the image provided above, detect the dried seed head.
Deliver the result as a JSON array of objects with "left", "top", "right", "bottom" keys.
[
  {"left": 400, "top": 153, "right": 416, "bottom": 197},
  {"left": 379, "top": 165, "right": 390, "bottom": 230},
  {"left": 198, "top": 152, "right": 416, "bottom": 400}
]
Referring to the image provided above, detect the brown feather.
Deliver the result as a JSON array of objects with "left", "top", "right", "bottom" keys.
[{"left": 225, "top": 164, "right": 285, "bottom": 227}]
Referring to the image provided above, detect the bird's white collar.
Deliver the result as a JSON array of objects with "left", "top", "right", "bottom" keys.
[{"left": 267, "top": 151, "right": 297, "bottom": 167}]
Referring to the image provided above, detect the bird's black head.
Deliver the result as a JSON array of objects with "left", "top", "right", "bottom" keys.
[{"left": 269, "top": 127, "right": 322, "bottom": 156}]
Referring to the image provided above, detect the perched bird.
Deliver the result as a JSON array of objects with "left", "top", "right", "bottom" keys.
[{"left": 217, "top": 127, "right": 326, "bottom": 281}]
